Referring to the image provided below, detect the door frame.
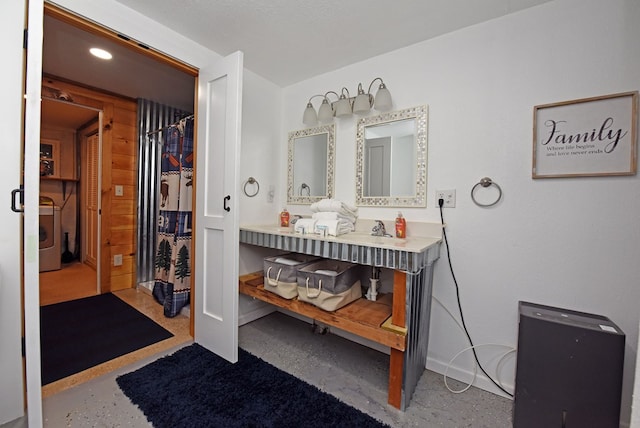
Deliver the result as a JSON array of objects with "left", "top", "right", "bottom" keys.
[
  {"left": 43, "top": 3, "right": 200, "bottom": 296},
  {"left": 25, "top": 1, "right": 231, "bottom": 424},
  {"left": 25, "top": 0, "right": 242, "bottom": 426}
]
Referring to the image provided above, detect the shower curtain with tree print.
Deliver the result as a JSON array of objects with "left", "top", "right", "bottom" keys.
[{"left": 153, "top": 117, "right": 193, "bottom": 317}]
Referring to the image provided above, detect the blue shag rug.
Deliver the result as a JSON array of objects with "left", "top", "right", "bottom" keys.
[{"left": 117, "top": 343, "right": 390, "bottom": 427}]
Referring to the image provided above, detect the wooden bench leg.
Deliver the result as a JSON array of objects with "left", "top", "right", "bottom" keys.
[
  {"left": 388, "top": 270, "right": 407, "bottom": 409},
  {"left": 388, "top": 348, "right": 404, "bottom": 408},
  {"left": 392, "top": 270, "right": 406, "bottom": 327}
]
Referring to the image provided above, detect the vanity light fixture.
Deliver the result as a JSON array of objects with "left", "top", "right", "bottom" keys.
[{"left": 302, "top": 77, "right": 392, "bottom": 126}]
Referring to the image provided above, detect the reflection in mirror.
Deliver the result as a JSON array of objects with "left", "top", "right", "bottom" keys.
[
  {"left": 287, "top": 124, "right": 335, "bottom": 204},
  {"left": 356, "top": 105, "right": 427, "bottom": 207}
]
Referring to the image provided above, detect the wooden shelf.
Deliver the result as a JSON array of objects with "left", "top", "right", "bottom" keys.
[
  {"left": 40, "top": 177, "right": 79, "bottom": 182},
  {"left": 239, "top": 272, "right": 406, "bottom": 351}
]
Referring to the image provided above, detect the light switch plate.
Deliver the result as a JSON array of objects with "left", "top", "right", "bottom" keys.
[{"left": 115, "top": 185, "right": 124, "bottom": 196}]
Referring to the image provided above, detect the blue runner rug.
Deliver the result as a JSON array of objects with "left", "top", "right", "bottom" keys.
[
  {"left": 41, "top": 293, "right": 174, "bottom": 385},
  {"left": 117, "top": 343, "right": 390, "bottom": 427}
]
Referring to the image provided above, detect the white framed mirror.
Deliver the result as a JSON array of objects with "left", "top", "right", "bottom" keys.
[
  {"left": 356, "top": 105, "right": 428, "bottom": 207},
  {"left": 287, "top": 123, "right": 335, "bottom": 204}
]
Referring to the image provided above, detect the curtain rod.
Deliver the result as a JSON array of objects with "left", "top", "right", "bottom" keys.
[{"left": 146, "top": 114, "right": 194, "bottom": 136}]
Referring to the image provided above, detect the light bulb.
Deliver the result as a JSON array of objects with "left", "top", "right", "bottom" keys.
[
  {"left": 317, "top": 99, "right": 334, "bottom": 123},
  {"left": 373, "top": 84, "right": 392, "bottom": 111},
  {"left": 334, "top": 97, "right": 352, "bottom": 117},
  {"left": 353, "top": 93, "right": 371, "bottom": 114},
  {"left": 302, "top": 103, "right": 318, "bottom": 126}
]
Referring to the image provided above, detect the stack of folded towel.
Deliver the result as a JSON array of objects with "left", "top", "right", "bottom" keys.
[
  {"left": 293, "top": 218, "right": 317, "bottom": 234},
  {"left": 309, "top": 198, "right": 358, "bottom": 236}
]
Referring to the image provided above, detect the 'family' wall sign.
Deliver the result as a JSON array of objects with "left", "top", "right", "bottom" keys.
[{"left": 532, "top": 91, "right": 637, "bottom": 178}]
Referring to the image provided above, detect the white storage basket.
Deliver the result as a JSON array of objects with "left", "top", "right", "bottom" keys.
[
  {"left": 263, "top": 254, "right": 320, "bottom": 299},
  {"left": 296, "top": 260, "right": 362, "bottom": 311}
]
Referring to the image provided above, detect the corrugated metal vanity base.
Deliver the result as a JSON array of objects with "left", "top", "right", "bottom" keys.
[
  {"left": 240, "top": 228, "right": 441, "bottom": 411},
  {"left": 401, "top": 265, "right": 435, "bottom": 410},
  {"left": 239, "top": 229, "right": 439, "bottom": 273}
]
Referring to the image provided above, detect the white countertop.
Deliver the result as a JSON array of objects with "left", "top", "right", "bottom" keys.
[{"left": 240, "top": 220, "right": 442, "bottom": 255}]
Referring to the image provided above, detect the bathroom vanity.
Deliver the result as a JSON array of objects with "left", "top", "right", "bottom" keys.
[{"left": 238, "top": 221, "right": 441, "bottom": 410}]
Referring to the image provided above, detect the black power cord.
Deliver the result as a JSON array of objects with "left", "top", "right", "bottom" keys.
[{"left": 438, "top": 198, "right": 513, "bottom": 397}]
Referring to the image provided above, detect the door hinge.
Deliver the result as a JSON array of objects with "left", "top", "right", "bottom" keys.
[
  {"left": 21, "top": 337, "right": 26, "bottom": 357},
  {"left": 23, "top": 29, "right": 28, "bottom": 49}
]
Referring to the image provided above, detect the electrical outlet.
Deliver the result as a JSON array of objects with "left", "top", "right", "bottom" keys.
[
  {"left": 435, "top": 189, "right": 456, "bottom": 208},
  {"left": 114, "top": 254, "right": 123, "bottom": 266},
  {"left": 267, "top": 185, "right": 275, "bottom": 203}
]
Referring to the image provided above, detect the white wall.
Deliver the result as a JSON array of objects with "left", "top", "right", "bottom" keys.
[
  {"left": 239, "top": 71, "right": 283, "bottom": 228},
  {"left": 238, "top": 70, "right": 282, "bottom": 321},
  {"left": 281, "top": 0, "right": 640, "bottom": 424}
]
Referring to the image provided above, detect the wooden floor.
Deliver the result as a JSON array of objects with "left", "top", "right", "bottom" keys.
[
  {"left": 40, "top": 262, "right": 98, "bottom": 306},
  {"left": 39, "top": 262, "right": 192, "bottom": 398}
]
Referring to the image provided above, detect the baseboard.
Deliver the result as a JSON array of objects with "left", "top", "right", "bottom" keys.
[
  {"left": 137, "top": 281, "right": 153, "bottom": 295},
  {"left": 239, "top": 306, "right": 276, "bottom": 326},
  {"left": 425, "top": 356, "right": 514, "bottom": 400}
]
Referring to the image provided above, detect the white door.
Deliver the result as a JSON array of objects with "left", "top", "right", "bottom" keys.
[
  {"left": 194, "top": 51, "right": 243, "bottom": 362},
  {"left": 24, "top": 0, "right": 45, "bottom": 426},
  {"left": 365, "top": 137, "right": 391, "bottom": 197},
  {"left": 1, "top": 0, "right": 30, "bottom": 425}
]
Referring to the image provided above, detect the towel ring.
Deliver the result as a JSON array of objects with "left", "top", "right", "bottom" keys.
[
  {"left": 243, "top": 177, "right": 260, "bottom": 197},
  {"left": 471, "top": 177, "right": 502, "bottom": 207},
  {"left": 299, "top": 183, "right": 310, "bottom": 196}
]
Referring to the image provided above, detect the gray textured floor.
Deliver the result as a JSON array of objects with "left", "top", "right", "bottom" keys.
[{"left": 4, "top": 312, "right": 512, "bottom": 427}]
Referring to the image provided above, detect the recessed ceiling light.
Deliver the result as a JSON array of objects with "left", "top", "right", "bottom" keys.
[{"left": 90, "top": 48, "right": 112, "bottom": 60}]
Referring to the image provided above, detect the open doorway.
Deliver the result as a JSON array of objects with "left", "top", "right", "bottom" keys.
[
  {"left": 41, "top": 5, "right": 196, "bottom": 299},
  {"left": 39, "top": 97, "right": 101, "bottom": 305},
  {"left": 38, "top": 5, "right": 197, "bottom": 395}
]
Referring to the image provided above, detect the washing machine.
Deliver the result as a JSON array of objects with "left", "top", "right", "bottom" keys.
[{"left": 39, "top": 196, "right": 61, "bottom": 272}]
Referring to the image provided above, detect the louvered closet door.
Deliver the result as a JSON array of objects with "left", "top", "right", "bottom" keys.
[{"left": 84, "top": 133, "right": 99, "bottom": 268}]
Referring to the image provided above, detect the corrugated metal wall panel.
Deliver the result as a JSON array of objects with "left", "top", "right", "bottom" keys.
[{"left": 136, "top": 99, "right": 191, "bottom": 285}]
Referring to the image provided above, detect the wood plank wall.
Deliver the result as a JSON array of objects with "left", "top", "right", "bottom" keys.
[{"left": 43, "top": 76, "right": 138, "bottom": 292}]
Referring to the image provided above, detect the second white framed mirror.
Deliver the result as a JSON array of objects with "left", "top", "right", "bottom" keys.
[{"left": 356, "top": 105, "right": 428, "bottom": 207}]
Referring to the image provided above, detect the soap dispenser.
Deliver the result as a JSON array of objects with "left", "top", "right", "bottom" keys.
[
  {"left": 395, "top": 212, "right": 406, "bottom": 238},
  {"left": 280, "top": 208, "right": 290, "bottom": 227}
]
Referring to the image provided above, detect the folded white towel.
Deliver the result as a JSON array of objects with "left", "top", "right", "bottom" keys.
[
  {"left": 312, "top": 209, "right": 357, "bottom": 224},
  {"left": 315, "top": 219, "right": 354, "bottom": 236},
  {"left": 310, "top": 198, "right": 358, "bottom": 218},
  {"left": 274, "top": 257, "right": 302, "bottom": 266},
  {"left": 312, "top": 212, "right": 338, "bottom": 220},
  {"left": 315, "top": 221, "right": 333, "bottom": 235},
  {"left": 294, "top": 218, "right": 316, "bottom": 234}
]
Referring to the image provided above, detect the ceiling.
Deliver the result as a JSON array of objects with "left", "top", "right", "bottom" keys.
[
  {"left": 114, "top": 0, "right": 551, "bottom": 87},
  {"left": 42, "top": 0, "right": 551, "bottom": 127},
  {"left": 43, "top": 14, "right": 196, "bottom": 119}
]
